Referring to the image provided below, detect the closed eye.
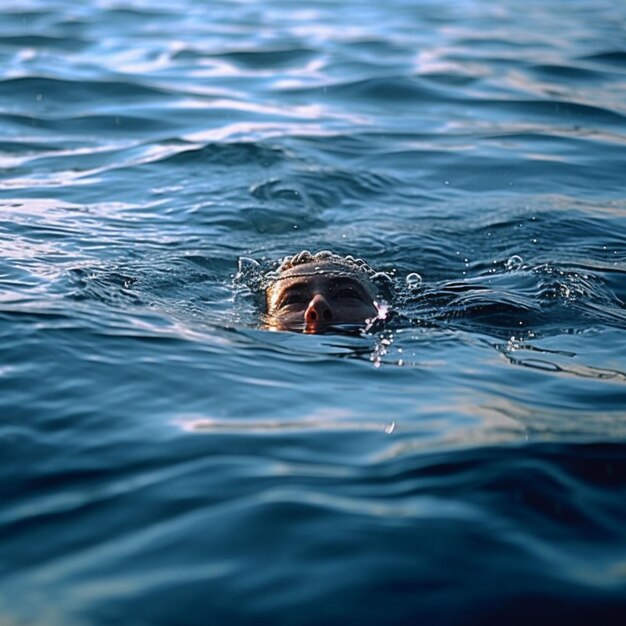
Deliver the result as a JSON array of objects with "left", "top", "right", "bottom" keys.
[
  {"left": 280, "top": 290, "right": 307, "bottom": 307},
  {"left": 335, "top": 287, "right": 364, "bottom": 301}
]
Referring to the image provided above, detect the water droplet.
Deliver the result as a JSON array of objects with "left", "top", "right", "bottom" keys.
[
  {"left": 506, "top": 255, "right": 523, "bottom": 271},
  {"left": 264, "top": 270, "right": 280, "bottom": 282}
]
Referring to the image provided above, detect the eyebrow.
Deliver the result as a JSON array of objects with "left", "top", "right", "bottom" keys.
[
  {"left": 279, "top": 280, "right": 309, "bottom": 294},
  {"left": 272, "top": 276, "right": 371, "bottom": 308},
  {"left": 327, "top": 276, "right": 369, "bottom": 294},
  {"left": 273, "top": 281, "right": 311, "bottom": 308}
]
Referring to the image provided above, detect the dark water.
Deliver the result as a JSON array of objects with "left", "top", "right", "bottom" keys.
[{"left": 2, "top": 0, "right": 626, "bottom": 624}]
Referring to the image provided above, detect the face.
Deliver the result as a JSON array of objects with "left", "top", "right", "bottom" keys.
[{"left": 265, "top": 263, "right": 378, "bottom": 333}]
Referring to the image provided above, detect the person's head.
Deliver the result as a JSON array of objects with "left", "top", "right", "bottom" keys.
[{"left": 264, "top": 251, "right": 385, "bottom": 333}]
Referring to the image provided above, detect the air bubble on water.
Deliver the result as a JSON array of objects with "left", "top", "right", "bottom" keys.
[
  {"left": 405, "top": 272, "right": 422, "bottom": 290},
  {"left": 506, "top": 255, "right": 523, "bottom": 271}
]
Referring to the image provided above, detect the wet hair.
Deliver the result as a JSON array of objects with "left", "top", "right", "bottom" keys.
[
  {"left": 275, "top": 250, "right": 376, "bottom": 278},
  {"left": 267, "top": 250, "right": 395, "bottom": 302}
]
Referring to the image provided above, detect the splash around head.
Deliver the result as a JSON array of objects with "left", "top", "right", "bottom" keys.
[{"left": 263, "top": 250, "right": 391, "bottom": 334}]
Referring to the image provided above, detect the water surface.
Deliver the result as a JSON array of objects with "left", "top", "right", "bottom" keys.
[{"left": 1, "top": 0, "right": 626, "bottom": 624}]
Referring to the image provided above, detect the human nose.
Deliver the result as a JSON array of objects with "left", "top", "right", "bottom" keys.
[{"left": 305, "top": 294, "right": 333, "bottom": 325}]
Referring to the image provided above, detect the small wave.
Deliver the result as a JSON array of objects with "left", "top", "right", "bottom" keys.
[
  {"left": 177, "top": 416, "right": 395, "bottom": 434},
  {"left": 279, "top": 75, "right": 451, "bottom": 104},
  {"left": 0, "top": 76, "right": 171, "bottom": 106},
  {"left": 44, "top": 114, "right": 172, "bottom": 135},
  {"left": 476, "top": 98, "right": 626, "bottom": 126},
  {"left": 0, "top": 34, "right": 87, "bottom": 51},
  {"left": 498, "top": 344, "right": 626, "bottom": 382},
  {"left": 68, "top": 267, "right": 143, "bottom": 307},
  {"left": 238, "top": 207, "right": 325, "bottom": 234},
  {"left": 158, "top": 141, "right": 287, "bottom": 168},
  {"left": 62, "top": 255, "right": 236, "bottom": 334},
  {"left": 398, "top": 260, "right": 626, "bottom": 338},
  {"left": 580, "top": 51, "right": 626, "bottom": 66},
  {"left": 211, "top": 47, "right": 317, "bottom": 69},
  {"left": 530, "top": 63, "right": 618, "bottom": 82},
  {"left": 250, "top": 169, "right": 397, "bottom": 209}
]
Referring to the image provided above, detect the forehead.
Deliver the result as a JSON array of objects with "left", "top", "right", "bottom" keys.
[
  {"left": 276, "top": 262, "right": 371, "bottom": 287},
  {"left": 278, "top": 260, "right": 358, "bottom": 279},
  {"left": 274, "top": 274, "right": 366, "bottom": 293},
  {"left": 267, "top": 262, "right": 375, "bottom": 302}
]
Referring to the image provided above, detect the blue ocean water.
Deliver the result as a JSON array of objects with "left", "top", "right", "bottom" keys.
[{"left": 1, "top": 0, "right": 626, "bottom": 624}]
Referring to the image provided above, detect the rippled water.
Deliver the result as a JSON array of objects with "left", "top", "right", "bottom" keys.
[{"left": 2, "top": 1, "right": 626, "bottom": 624}]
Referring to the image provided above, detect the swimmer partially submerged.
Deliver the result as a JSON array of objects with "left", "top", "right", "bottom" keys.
[{"left": 263, "top": 251, "right": 390, "bottom": 333}]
